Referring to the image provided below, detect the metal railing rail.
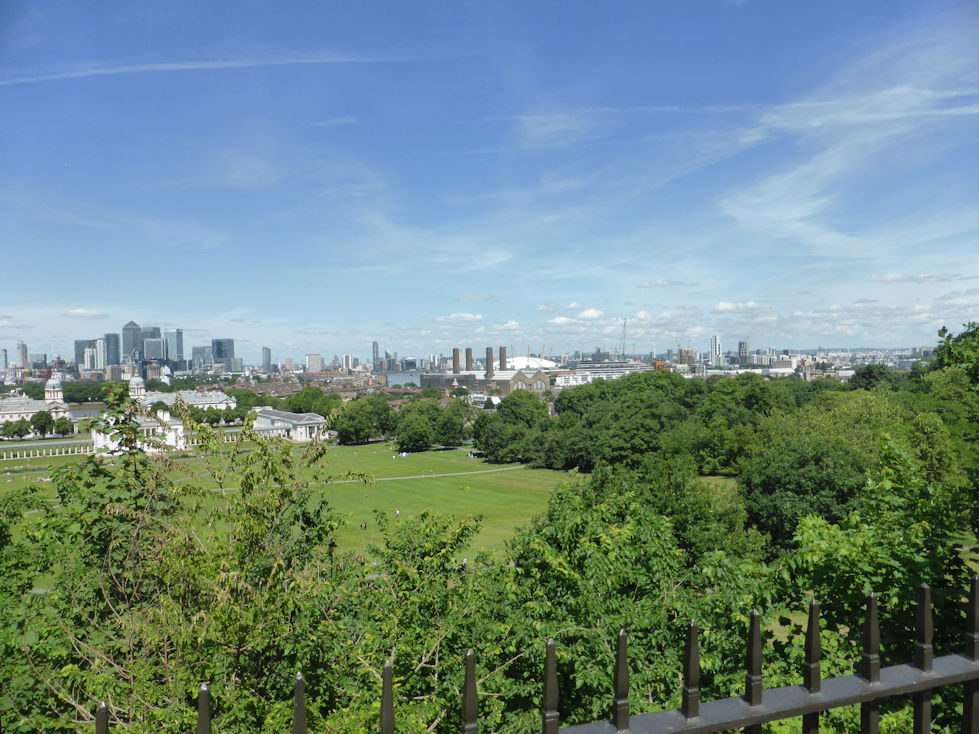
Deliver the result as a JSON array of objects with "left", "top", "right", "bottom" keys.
[{"left": 91, "top": 578, "right": 979, "bottom": 733}]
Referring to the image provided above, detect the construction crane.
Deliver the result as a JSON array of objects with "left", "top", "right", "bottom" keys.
[{"left": 619, "top": 319, "right": 627, "bottom": 358}]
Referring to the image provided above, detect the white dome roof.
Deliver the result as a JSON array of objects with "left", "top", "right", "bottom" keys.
[
  {"left": 508, "top": 356, "right": 558, "bottom": 370},
  {"left": 129, "top": 376, "right": 145, "bottom": 386},
  {"left": 46, "top": 377, "right": 62, "bottom": 388}
]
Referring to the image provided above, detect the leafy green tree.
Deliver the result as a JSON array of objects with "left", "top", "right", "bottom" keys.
[
  {"left": 289, "top": 386, "right": 324, "bottom": 413},
  {"left": 396, "top": 412, "right": 433, "bottom": 452},
  {"left": 20, "top": 383, "right": 44, "bottom": 400},
  {"left": 934, "top": 320, "right": 979, "bottom": 383},
  {"left": 419, "top": 386, "right": 442, "bottom": 399},
  {"left": 434, "top": 400, "right": 467, "bottom": 447},
  {"left": 335, "top": 398, "right": 376, "bottom": 444},
  {"left": 53, "top": 416, "right": 74, "bottom": 436},
  {"left": 2, "top": 418, "right": 31, "bottom": 439},
  {"left": 496, "top": 389, "right": 547, "bottom": 429},
  {"left": 29, "top": 410, "right": 54, "bottom": 437},
  {"left": 450, "top": 386, "right": 469, "bottom": 397},
  {"left": 848, "top": 363, "right": 893, "bottom": 391},
  {"left": 149, "top": 400, "right": 169, "bottom": 414}
]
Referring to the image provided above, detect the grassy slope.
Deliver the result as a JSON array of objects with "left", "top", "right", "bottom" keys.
[{"left": 2, "top": 441, "right": 566, "bottom": 554}]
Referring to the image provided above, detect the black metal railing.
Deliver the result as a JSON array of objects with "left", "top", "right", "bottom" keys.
[{"left": 92, "top": 578, "right": 979, "bottom": 733}]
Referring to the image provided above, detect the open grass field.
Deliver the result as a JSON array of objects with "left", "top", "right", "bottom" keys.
[{"left": 2, "top": 441, "right": 568, "bottom": 554}]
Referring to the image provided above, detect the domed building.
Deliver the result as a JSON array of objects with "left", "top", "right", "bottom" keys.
[
  {"left": 128, "top": 374, "right": 236, "bottom": 413},
  {"left": 0, "top": 375, "right": 73, "bottom": 427}
]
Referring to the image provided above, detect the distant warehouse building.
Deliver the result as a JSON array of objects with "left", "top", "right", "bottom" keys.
[{"left": 251, "top": 406, "right": 326, "bottom": 442}]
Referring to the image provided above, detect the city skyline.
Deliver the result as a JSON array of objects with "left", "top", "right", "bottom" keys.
[{"left": 1, "top": 2, "right": 977, "bottom": 359}]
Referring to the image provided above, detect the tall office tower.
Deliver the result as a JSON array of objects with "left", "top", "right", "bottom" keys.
[
  {"left": 372, "top": 341, "right": 379, "bottom": 367},
  {"left": 211, "top": 338, "right": 235, "bottom": 370},
  {"left": 710, "top": 335, "right": 722, "bottom": 366},
  {"left": 0, "top": 348, "right": 7, "bottom": 372},
  {"left": 104, "top": 333, "right": 121, "bottom": 366},
  {"left": 16, "top": 339, "right": 28, "bottom": 368},
  {"left": 142, "top": 326, "right": 161, "bottom": 358},
  {"left": 284, "top": 357, "right": 294, "bottom": 372},
  {"left": 262, "top": 346, "right": 272, "bottom": 373},
  {"left": 122, "top": 321, "right": 142, "bottom": 363},
  {"left": 144, "top": 337, "right": 167, "bottom": 361},
  {"left": 74, "top": 339, "right": 96, "bottom": 366},
  {"left": 83, "top": 346, "right": 96, "bottom": 371},
  {"left": 305, "top": 354, "right": 323, "bottom": 373},
  {"left": 342, "top": 354, "right": 352, "bottom": 371},
  {"left": 191, "top": 345, "right": 213, "bottom": 371},
  {"left": 738, "top": 339, "right": 750, "bottom": 364},
  {"left": 163, "top": 329, "right": 184, "bottom": 362},
  {"left": 679, "top": 347, "right": 696, "bottom": 366},
  {"left": 94, "top": 338, "right": 107, "bottom": 370}
]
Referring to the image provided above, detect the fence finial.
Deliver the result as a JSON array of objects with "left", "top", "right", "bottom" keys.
[
  {"left": 95, "top": 701, "right": 108, "bottom": 734},
  {"left": 612, "top": 629, "right": 630, "bottom": 731},
  {"left": 804, "top": 600, "right": 822, "bottom": 693},
  {"left": 964, "top": 576, "right": 979, "bottom": 733},
  {"left": 196, "top": 683, "right": 211, "bottom": 734},
  {"left": 292, "top": 671, "right": 306, "bottom": 734},
  {"left": 915, "top": 583, "right": 933, "bottom": 672},
  {"left": 682, "top": 620, "right": 700, "bottom": 719},
  {"left": 464, "top": 649, "right": 478, "bottom": 733},
  {"left": 542, "top": 638, "right": 559, "bottom": 734},
  {"left": 381, "top": 661, "right": 394, "bottom": 734},
  {"left": 745, "top": 610, "right": 763, "bottom": 706}
]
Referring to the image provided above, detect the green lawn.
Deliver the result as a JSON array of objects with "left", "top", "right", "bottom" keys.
[{"left": 3, "top": 441, "right": 567, "bottom": 554}]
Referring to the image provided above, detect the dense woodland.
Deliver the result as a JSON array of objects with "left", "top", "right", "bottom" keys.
[{"left": 2, "top": 323, "right": 978, "bottom": 732}]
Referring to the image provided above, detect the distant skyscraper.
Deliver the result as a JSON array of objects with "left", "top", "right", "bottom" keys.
[
  {"left": 710, "top": 335, "right": 722, "bottom": 366},
  {"left": 211, "top": 338, "right": 235, "bottom": 370},
  {"left": 192, "top": 345, "right": 213, "bottom": 370},
  {"left": 16, "top": 339, "right": 28, "bottom": 368},
  {"left": 0, "top": 348, "right": 7, "bottom": 372},
  {"left": 94, "top": 338, "right": 107, "bottom": 370},
  {"left": 305, "top": 354, "right": 323, "bottom": 373},
  {"left": 104, "top": 333, "right": 121, "bottom": 366},
  {"left": 372, "top": 341, "right": 379, "bottom": 366},
  {"left": 74, "top": 339, "right": 96, "bottom": 366},
  {"left": 122, "top": 321, "right": 142, "bottom": 363},
  {"left": 144, "top": 338, "right": 167, "bottom": 361},
  {"left": 262, "top": 346, "right": 272, "bottom": 373},
  {"left": 142, "top": 326, "right": 161, "bottom": 358},
  {"left": 342, "top": 354, "right": 353, "bottom": 371},
  {"left": 164, "top": 329, "right": 184, "bottom": 362},
  {"left": 738, "top": 339, "right": 750, "bottom": 364}
]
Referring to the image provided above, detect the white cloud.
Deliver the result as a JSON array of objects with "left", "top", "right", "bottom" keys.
[
  {"left": 549, "top": 316, "right": 576, "bottom": 325},
  {"left": 714, "top": 301, "right": 769, "bottom": 313},
  {"left": 501, "top": 320, "right": 519, "bottom": 329},
  {"left": 435, "top": 313, "right": 483, "bottom": 323},
  {"left": 458, "top": 293, "right": 493, "bottom": 302},
  {"left": 578, "top": 308, "right": 603, "bottom": 319},
  {"left": 638, "top": 279, "right": 681, "bottom": 288},
  {"left": 567, "top": 302, "right": 581, "bottom": 309},
  {"left": 871, "top": 273, "right": 977, "bottom": 283},
  {"left": 311, "top": 116, "right": 357, "bottom": 128},
  {"left": 64, "top": 308, "right": 107, "bottom": 318},
  {"left": 537, "top": 302, "right": 559, "bottom": 312}
]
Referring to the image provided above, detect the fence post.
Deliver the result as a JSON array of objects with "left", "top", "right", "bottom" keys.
[
  {"left": 913, "top": 584, "right": 933, "bottom": 734},
  {"left": 964, "top": 576, "right": 979, "bottom": 734},
  {"left": 861, "top": 593, "right": 880, "bottom": 734},
  {"left": 381, "top": 661, "right": 394, "bottom": 734},
  {"left": 745, "top": 610, "right": 763, "bottom": 734},
  {"left": 682, "top": 620, "right": 700, "bottom": 719},
  {"left": 542, "top": 639, "right": 559, "bottom": 734},
  {"left": 196, "top": 684, "right": 211, "bottom": 734},
  {"left": 95, "top": 701, "right": 108, "bottom": 734},
  {"left": 612, "top": 629, "right": 629, "bottom": 732},
  {"left": 803, "top": 600, "right": 821, "bottom": 734},
  {"left": 463, "top": 649, "right": 478, "bottom": 733},
  {"left": 292, "top": 671, "right": 306, "bottom": 734}
]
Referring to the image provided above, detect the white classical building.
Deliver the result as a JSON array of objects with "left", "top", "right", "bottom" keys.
[
  {"left": 251, "top": 406, "right": 326, "bottom": 442},
  {"left": 91, "top": 409, "right": 187, "bottom": 453},
  {"left": 128, "top": 375, "right": 237, "bottom": 412},
  {"left": 0, "top": 377, "right": 73, "bottom": 425}
]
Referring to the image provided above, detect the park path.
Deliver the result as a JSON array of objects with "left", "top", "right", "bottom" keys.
[{"left": 330, "top": 464, "right": 525, "bottom": 484}]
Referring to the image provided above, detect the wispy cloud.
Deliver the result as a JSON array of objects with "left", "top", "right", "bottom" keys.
[
  {"left": 537, "top": 302, "right": 559, "bottom": 312},
  {"left": 714, "top": 301, "right": 769, "bottom": 313},
  {"left": 639, "top": 279, "right": 682, "bottom": 288},
  {"left": 64, "top": 308, "right": 108, "bottom": 318},
  {"left": 0, "top": 54, "right": 403, "bottom": 87},
  {"left": 870, "top": 273, "right": 978, "bottom": 283},
  {"left": 458, "top": 293, "right": 493, "bottom": 302},
  {"left": 435, "top": 313, "right": 483, "bottom": 323},
  {"left": 311, "top": 116, "right": 358, "bottom": 128}
]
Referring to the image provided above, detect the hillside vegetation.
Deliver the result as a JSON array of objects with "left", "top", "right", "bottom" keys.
[{"left": 2, "top": 322, "right": 978, "bottom": 732}]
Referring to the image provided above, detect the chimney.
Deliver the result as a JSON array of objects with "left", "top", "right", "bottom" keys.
[
  {"left": 452, "top": 348, "right": 461, "bottom": 374},
  {"left": 485, "top": 347, "right": 494, "bottom": 378},
  {"left": 465, "top": 347, "right": 473, "bottom": 371},
  {"left": 499, "top": 346, "right": 507, "bottom": 371}
]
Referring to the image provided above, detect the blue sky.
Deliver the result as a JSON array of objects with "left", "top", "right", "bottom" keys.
[{"left": 1, "top": 1, "right": 978, "bottom": 364}]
